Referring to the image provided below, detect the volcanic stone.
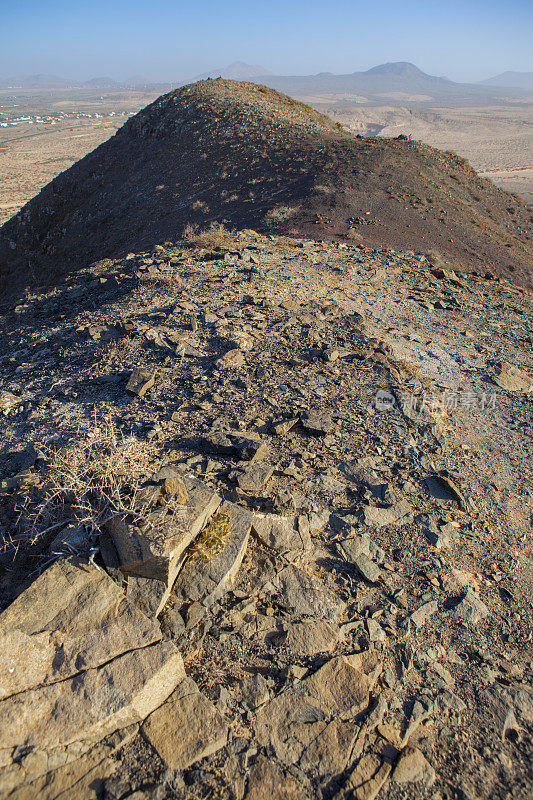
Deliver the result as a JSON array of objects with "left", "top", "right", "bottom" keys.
[{"left": 126, "top": 368, "right": 156, "bottom": 397}]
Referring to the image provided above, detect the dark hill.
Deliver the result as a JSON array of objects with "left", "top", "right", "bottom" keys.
[{"left": 1, "top": 78, "right": 532, "bottom": 296}]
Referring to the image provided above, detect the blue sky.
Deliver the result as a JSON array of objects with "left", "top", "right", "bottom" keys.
[{"left": 1, "top": 0, "right": 532, "bottom": 82}]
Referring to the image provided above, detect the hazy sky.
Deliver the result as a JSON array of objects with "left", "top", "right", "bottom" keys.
[{"left": 2, "top": 0, "right": 532, "bottom": 83}]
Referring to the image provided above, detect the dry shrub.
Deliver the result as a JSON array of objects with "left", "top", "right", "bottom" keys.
[
  {"left": 425, "top": 249, "right": 445, "bottom": 268},
  {"left": 191, "top": 199, "right": 210, "bottom": 213},
  {"left": 17, "top": 416, "right": 157, "bottom": 552},
  {"left": 182, "top": 221, "right": 236, "bottom": 249},
  {"left": 264, "top": 205, "right": 298, "bottom": 224}
]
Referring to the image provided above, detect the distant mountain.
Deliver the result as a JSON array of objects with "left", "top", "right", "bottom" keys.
[
  {"left": 365, "top": 62, "right": 433, "bottom": 78},
  {"left": 195, "top": 61, "right": 272, "bottom": 81},
  {"left": 260, "top": 61, "right": 527, "bottom": 104},
  {"left": 124, "top": 74, "right": 152, "bottom": 87},
  {"left": 0, "top": 74, "right": 74, "bottom": 89},
  {"left": 83, "top": 76, "right": 120, "bottom": 88},
  {"left": 479, "top": 71, "right": 533, "bottom": 91}
]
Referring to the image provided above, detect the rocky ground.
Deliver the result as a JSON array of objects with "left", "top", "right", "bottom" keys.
[{"left": 0, "top": 231, "right": 532, "bottom": 800}]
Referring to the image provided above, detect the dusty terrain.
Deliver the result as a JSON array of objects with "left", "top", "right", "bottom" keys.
[
  {"left": 0, "top": 87, "right": 164, "bottom": 225},
  {"left": 1, "top": 80, "right": 532, "bottom": 301},
  {"left": 0, "top": 229, "right": 531, "bottom": 799},
  {"left": 319, "top": 104, "right": 533, "bottom": 205},
  {"left": 0, "top": 79, "right": 532, "bottom": 800}
]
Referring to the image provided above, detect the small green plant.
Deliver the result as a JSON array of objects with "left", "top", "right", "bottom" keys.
[{"left": 194, "top": 512, "right": 231, "bottom": 561}]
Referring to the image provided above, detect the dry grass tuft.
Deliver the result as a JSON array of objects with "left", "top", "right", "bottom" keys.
[
  {"left": 183, "top": 221, "right": 236, "bottom": 249},
  {"left": 264, "top": 205, "right": 299, "bottom": 224},
  {"left": 16, "top": 415, "right": 157, "bottom": 553}
]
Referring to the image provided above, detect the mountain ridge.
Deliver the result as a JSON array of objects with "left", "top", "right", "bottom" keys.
[{"left": 1, "top": 78, "right": 532, "bottom": 300}]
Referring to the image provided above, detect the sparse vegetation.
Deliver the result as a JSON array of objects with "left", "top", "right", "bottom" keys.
[
  {"left": 182, "top": 221, "right": 235, "bottom": 249},
  {"left": 193, "top": 512, "right": 231, "bottom": 561},
  {"left": 264, "top": 205, "right": 298, "bottom": 223},
  {"left": 14, "top": 416, "right": 156, "bottom": 552}
]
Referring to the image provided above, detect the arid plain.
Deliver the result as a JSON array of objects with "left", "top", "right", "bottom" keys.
[{"left": 1, "top": 86, "right": 532, "bottom": 228}]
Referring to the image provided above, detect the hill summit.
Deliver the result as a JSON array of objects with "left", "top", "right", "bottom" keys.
[{"left": 1, "top": 78, "right": 532, "bottom": 295}]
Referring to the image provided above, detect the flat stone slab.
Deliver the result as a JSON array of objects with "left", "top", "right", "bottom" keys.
[
  {"left": 0, "top": 641, "right": 184, "bottom": 763},
  {"left": 142, "top": 676, "right": 228, "bottom": 770},
  {"left": 276, "top": 621, "right": 339, "bottom": 656},
  {"left": 363, "top": 500, "right": 413, "bottom": 528},
  {"left": 0, "top": 559, "right": 162, "bottom": 700},
  {"left": 494, "top": 361, "right": 532, "bottom": 393},
  {"left": 299, "top": 410, "right": 334, "bottom": 435},
  {"left": 105, "top": 475, "right": 221, "bottom": 590},
  {"left": 255, "top": 656, "right": 370, "bottom": 768},
  {"left": 243, "top": 755, "right": 308, "bottom": 799},
  {"left": 173, "top": 501, "right": 252, "bottom": 608},
  {"left": 231, "top": 461, "right": 274, "bottom": 492},
  {"left": 2, "top": 725, "right": 138, "bottom": 799},
  {"left": 252, "top": 514, "right": 312, "bottom": 555}
]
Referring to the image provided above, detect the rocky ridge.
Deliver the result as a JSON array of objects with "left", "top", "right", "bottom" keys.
[
  {"left": 1, "top": 79, "right": 533, "bottom": 300},
  {"left": 0, "top": 231, "right": 532, "bottom": 799}
]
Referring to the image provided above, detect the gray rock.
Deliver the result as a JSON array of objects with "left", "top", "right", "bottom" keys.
[
  {"left": 200, "top": 430, "right": 269, "bottom": 461},
  {"left": 275, "top": 564, "right": 346, "bottom": 622},
  {"left": 243, "top": 755, "right": 307, "bottom": 799},
  {"left": 126, "top": 576, "right": 167, "bottom": 619},
  {"left": 494, "top": 361, "right": 533, "bottom": 392},
  {"left": 363, "top": 500, "right": 413, "bottom": 528},
  {"left": 338, "top": 533, "right": 370, "bottom": 561},
  {"left": 252, "top": 514, "right": 311, "bottom": 556},
  {"left": 239, "top": 673, "right": 270, "bottom": 709},
  {"left": 216, "top": 348, "right": 246, "bottom": 368},
  {"left": 393, "top": 747, "right": 435, "bottom": 786},
  {"left": 255, "top": 656, "right": 370, "bottom": 768},
  {"left": 231, "top": 461, "right": 274, "bottom": 492},
  {"left": 277, "top": 621, "right": 339, "bottom": 656},
  {"left": 354, "top": 553, "right": 381, "bottom": 584},
  {"left": 125, "top": 368, "right": 156, "bottom": 397},
  {"left": 452, "top": 589, "right": 489, "bottom": 624},
  {"left": 341, "top": 753, "right": 392, "bottom": 800},
  {"left": 366, "top": 618, "right": 386, "bottom": 643},
  {"left": 142, "top": 676, "right": 228, "bottom": 769},
  {"left": 409, "top": 601, "right": 438, "bottom": 629},
  {"left": 0, "top": 641, "right": 184, "bottom": 759},
  {"left": 271, "top": 418, "right": 299, "bottom": 435},
  {"left": 300, "top": 410, "right": 334, "bottom": 435},
  {"left": 0, "top": 559, "right": 162, "bottom": 700}
]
